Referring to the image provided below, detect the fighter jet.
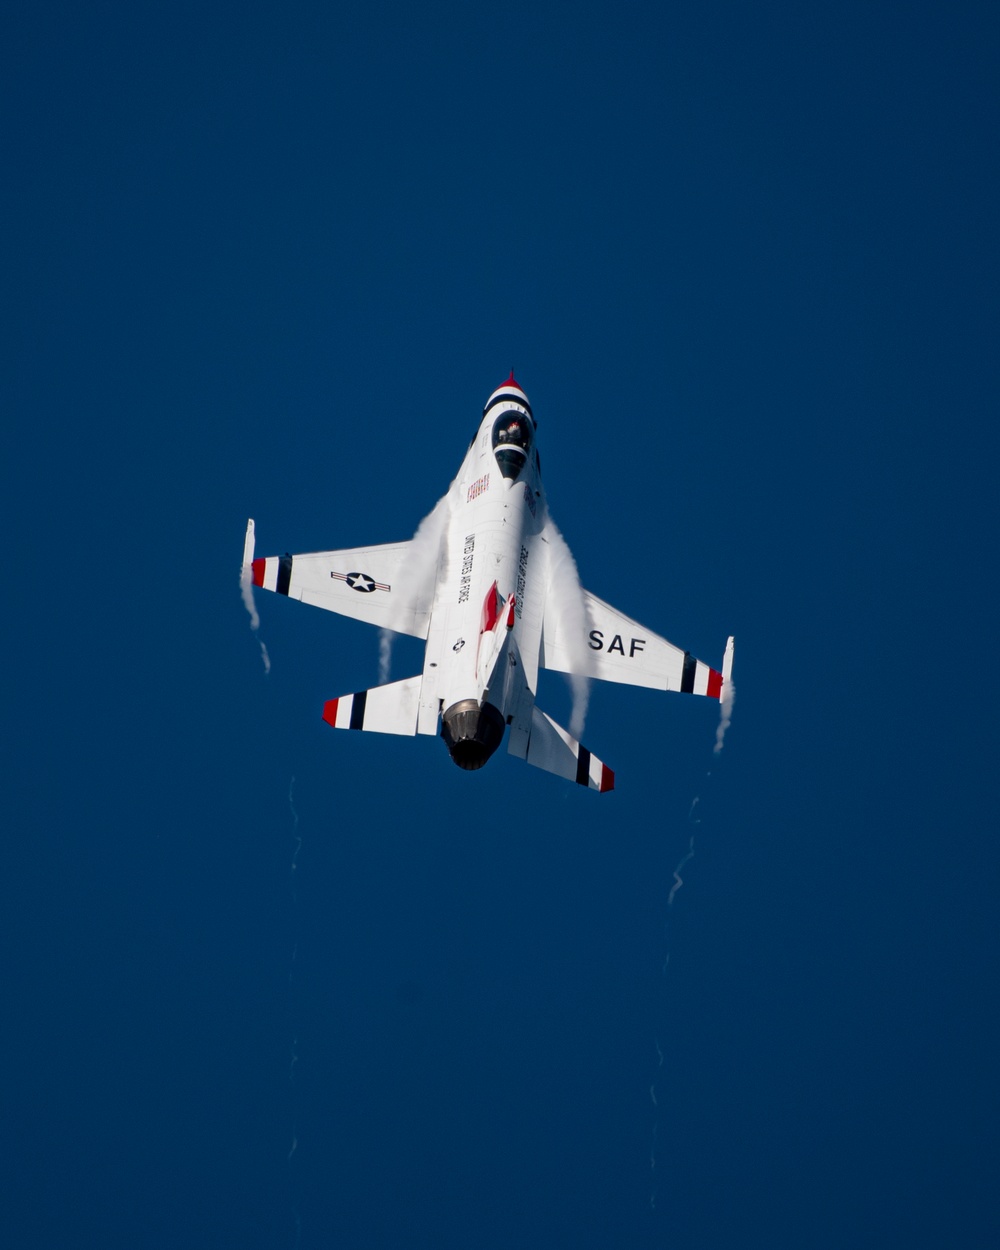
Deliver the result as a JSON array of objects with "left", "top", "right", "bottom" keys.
[{"left": 241, "top": 373, "right": 733, "bottom": 791}]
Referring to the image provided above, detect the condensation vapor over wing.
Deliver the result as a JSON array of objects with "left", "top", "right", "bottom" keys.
[
  {"left": 540, "top": 510, "right": 592, "bottom": 738},
  {"left": 378, "top": 475, "right": 461, "bottom": 677}
]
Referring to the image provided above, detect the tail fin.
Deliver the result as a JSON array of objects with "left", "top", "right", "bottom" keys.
[
  {"left": 515, "top": 706, "right": 614, "bottom": 793},
  {"left": 322, "top": 675, "right": 422, "bottom": 736}
]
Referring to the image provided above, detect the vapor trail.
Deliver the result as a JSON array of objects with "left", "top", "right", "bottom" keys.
[
  {"left": 540, "top": 512, "right": 591, "bottom": 738},
  {"left": 714, "top": 678, "right": 735, "bottom": 753},
  {"left": 668, "top": 836, "right": 695, "bottom": 906},
  {"left": 399, "top": 481, "right": 459, "bottom": 597},
  {"left": 379, "top": 476, "right": 460, "bottom": 678},
  {"left": 239, "top": 564, "right": 271, "bottom": 674},
  {"left": 378, "top": 629, "right": 393, "bottom": 684}
]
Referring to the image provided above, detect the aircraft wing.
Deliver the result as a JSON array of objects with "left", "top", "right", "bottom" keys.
[
  {"left": 540, "top": 588, "right": 728, "bottom": 698},
  {"left": 242, "top": 519, "right": 432, "bottom": 638}
]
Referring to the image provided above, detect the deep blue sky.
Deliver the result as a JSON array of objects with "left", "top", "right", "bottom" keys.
[{"left": 4, "top": 2, "right": 999, "bottom": 1246}]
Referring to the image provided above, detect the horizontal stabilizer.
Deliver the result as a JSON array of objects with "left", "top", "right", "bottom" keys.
[
  {"left": 322, "top": 675, "right": 422, "bottom": 736},
  {"left": 521, "top": 707, "right": 614, "bottom": 793}
]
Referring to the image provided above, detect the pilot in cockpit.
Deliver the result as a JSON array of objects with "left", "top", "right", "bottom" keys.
[{"left": 492, "top": 410, "right": 533, "bottom": 480}]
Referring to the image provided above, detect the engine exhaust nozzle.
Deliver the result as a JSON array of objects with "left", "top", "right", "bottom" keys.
[{"left": 441, "top": 699, "right": 505, "bottom": 770}]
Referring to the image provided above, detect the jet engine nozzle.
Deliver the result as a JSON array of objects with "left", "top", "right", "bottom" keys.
[{"left": 441, "top": 699, "right": 505, "bottom": 770}]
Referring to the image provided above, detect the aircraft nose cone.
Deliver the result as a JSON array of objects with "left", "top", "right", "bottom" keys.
[{"left": 483, "top": 372, "right": 533, "bottom": 421}]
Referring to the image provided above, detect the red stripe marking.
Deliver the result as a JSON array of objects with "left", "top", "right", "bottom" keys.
[
  {"left": 252, "top": 557, "right": 266, "bottom": 588},
  {"left": 706, "top": 668, "right": 723, "bottom": 700},
  {"left": 322, "top": 698, "right": 339, "bottom": 727},
  {"left": 599, "top": 765, "right": 615, "bottom": 793}
]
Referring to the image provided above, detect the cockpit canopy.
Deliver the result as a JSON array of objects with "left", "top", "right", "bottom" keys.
[{"left": 491, "top": 408, "right": 534, "bottom": 481}]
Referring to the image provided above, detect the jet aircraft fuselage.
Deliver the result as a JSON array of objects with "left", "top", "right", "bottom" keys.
[{"left": 417, "top": 379, "right": 546, "bottom": 769}]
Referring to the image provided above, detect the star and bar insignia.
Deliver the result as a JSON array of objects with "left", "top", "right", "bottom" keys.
[{"left": 330, "top": 570, "right": 390, "bottom": 593}]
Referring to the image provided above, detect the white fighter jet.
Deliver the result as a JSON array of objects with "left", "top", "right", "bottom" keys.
[{"left": 242, "top": 374, "right": 733, "bottom": 791}]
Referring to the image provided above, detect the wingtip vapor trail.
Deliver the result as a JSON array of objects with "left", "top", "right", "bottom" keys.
[
  {"left": 240, "top": 518, "right": 271, "bottom": 674},
  {"left": 713, "top": 636, "right": 735, "bottom": 753}
]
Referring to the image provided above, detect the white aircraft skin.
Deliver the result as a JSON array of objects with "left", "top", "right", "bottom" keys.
[{"left": 242, "top": 374, "right": 734, "bottom": 791}]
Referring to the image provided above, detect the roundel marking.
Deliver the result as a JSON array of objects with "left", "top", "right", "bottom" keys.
[{"left": 346, "top": 571, "right": 376, "bottom": 593}]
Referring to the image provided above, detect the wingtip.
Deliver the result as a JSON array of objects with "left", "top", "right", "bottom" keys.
[
  {"left": 721, "top": 636, "right": 735, "bottom": 699},
  {"left": 242, "top": 518, "right": 256, "bottom": 569}
]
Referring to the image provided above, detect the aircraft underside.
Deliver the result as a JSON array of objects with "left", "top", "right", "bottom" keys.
[{"left": 241, "top": 374, "right": 733, "bottom": 790}]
